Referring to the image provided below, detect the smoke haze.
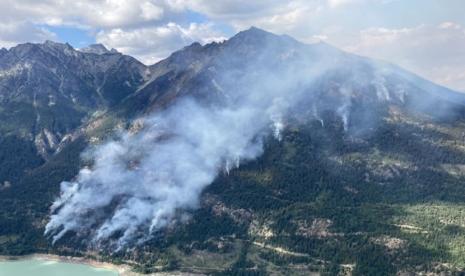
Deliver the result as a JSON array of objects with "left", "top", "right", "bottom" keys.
[
  {"left": 45, "top": 28, "right": 456, "bottom": 249},
  {"left": 44, "top": 33, "right": 334, "bottom": 248}
]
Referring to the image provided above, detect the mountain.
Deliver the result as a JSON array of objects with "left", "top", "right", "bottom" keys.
[
  {"left": 0, "top": 40, "right": 150, "bottom": 186},
  {"left": 2, "top": 27, "right": 465, "bottom": 275},
  {"left": 79, "top": 43, "right": 119, "bottom": 55}
]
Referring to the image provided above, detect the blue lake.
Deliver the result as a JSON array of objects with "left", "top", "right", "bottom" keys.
[{"left": 0, "top": 259, "right": 118, "bottom": 276}]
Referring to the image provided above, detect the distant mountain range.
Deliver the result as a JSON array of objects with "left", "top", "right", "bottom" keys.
[{"left": 2, "top": 27, "right": 465, "bottom": 275}]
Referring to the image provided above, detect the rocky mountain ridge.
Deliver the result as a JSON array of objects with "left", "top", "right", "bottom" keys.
[
  {"left": 0, "top": 39, "right": 150, "bottom": 159},
  {"left": 2, "top": 27, "right": 465, "bottom": 275}
]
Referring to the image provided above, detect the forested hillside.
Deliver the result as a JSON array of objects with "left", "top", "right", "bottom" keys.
[{"left": 2, "top": 28, "right": 465, "bottom": 275}]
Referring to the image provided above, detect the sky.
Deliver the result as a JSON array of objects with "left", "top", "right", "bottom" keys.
[{"left": 0, "top": 0, "right": 464, "bottom": 92}]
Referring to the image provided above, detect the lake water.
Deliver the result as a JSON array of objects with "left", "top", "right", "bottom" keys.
[{"left": 0, "top": 259, "right": 118, "bottom": 276}]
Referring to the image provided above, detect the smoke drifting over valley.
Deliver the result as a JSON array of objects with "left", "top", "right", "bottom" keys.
[{"left": 44, "top": 28, "right": 463, "bottom": 248}]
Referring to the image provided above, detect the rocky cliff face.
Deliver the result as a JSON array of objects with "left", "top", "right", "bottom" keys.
[{"left": 0, "top": 40, "right": 150, "bottom": 159}]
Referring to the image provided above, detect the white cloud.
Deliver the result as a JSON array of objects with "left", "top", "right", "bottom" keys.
[
  {"left": 175, "top": 0, "right": 388, "bottom": 41},
  {"left": 328, "top": 0, "right": 398, "bottom": 8},
  {"left": 184, "top": 0, "right": 284, "bottom": 17},
  {"left": 328, "top": 0, "right": 356, "bottom": 7},
  {"left": 0, "top": 0, "right": 179, "bottom": 48},
  {"left": 347, "top": 22, "right": 465, "bottom": 91},
  {"left": 0, "top": 0, "right": 171, "bottom": 29},
  {"left": 182, "top": 0, "right": 323, "bottom": 32},
  {"left": 0, "top": 21, "right": 57, "bottom": 49},
  {"left": 0, "top": 0, "right": 323, "bottom": 63},
  {"left": 96, "top": 22, "right": 226, "bottom": 64}
]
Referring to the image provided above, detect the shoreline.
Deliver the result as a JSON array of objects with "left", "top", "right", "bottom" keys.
[{"left": 0, "top": 253, "right": 135, "bottom": 276}]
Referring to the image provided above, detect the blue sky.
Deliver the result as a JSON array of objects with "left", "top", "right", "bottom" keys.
[
  {"left": 44, "top": 26, "right": 95, "bottom": 47},
  {"left": 0, "top": 0, "right": 464, "bottom": 91}
]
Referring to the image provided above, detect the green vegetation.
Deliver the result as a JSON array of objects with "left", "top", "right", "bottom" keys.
[{"left": 2, "top": 105, "right": 465, "bottom": 275}]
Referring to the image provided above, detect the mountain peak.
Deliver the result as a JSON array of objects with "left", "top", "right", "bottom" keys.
[
  {"left": 233, "top": 26, "right": 275, "bottom": 39},
  {"left": 80, "top": 43, "right": 111, "bottom": 55},
  {"left": 43, "top": 40, "right": 74, "bottom": 51},
  {"left": 246, "top": 26, "right": 268, "bottom": 33},
  {"left": 44, "top": 40, "right": 63, "bottom": 46},
  {"left": 227, "top": 26, "right": 301, "bottom": 49}
]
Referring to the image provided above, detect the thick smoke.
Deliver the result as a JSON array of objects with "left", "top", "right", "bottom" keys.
[
  {"left": 45, "top": 57, "right": 328, "bottom": 248},
  {"left": 46, "top": 97, "right": 271, "bottom": 247},
  {"left": 45, "top": 32, "right": 409, "bottom": 248}
]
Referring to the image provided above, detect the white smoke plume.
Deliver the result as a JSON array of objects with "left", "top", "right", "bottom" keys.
[
  {"left": 44, "top": 30, "right": 402, "bottom": 249},
  {"left": 46, "top": 96, "right": 272, "bottom": 247},
  {"left": 44, "top": 52, "right": 329, "bottom": 248}
]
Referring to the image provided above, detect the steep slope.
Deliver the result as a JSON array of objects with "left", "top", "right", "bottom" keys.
[
  {"left": 117, "top": 27, "right": 465, "bottom": 122},
  {"left": 0, "top": 41, "right": 149, "bottom": 185},
  {"left": 108, "top": 28, "right": 465, "bottom": 275},
  {"left": 2, "top": 28, "right": 465, "bottom": 275}
]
